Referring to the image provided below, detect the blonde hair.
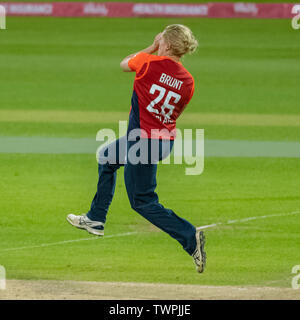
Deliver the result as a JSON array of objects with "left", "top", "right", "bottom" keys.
[{"left": 162, "top": 24, "right": 198, "bottom": 57}]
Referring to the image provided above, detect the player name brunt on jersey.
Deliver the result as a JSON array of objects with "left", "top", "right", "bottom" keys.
[{"left": 159, "top": 73, "right": 183, "bottom": 90}]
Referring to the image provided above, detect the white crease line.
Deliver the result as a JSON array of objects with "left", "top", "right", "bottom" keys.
[
  {"left": 197, "top": 210, "right": 300, "bottom": 230},
  {"left": 0, "top": 231, "right": 138, "bottom": 252},
  {"left": 197, "top": 223, "right": 219, "bottom": 229},
  {"left": 1, "top": 210, "right": 300, "bottom": 252}
]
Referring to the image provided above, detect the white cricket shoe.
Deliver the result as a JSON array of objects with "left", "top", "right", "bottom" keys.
[
  {"left": 66, "top": 214, "right": 104, "bottom": 236},
  {"left": 192, "top": 229, "right": 206, "bottom": 273}
]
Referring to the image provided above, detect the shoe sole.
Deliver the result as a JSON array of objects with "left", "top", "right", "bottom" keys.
[
  {"left": 195, "top": 229, "right": 206, "bottom": 273},
  {"left": 66, "top": 216, "right": 104, "bottom": 236}
]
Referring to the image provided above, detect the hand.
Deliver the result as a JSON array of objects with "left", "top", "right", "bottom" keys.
[{"left": 152, "top": 32, "right": 163, "bottom": 52}]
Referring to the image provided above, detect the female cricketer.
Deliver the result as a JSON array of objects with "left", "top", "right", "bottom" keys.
[{"left": 67, "top": 24, "right": 206, "bottom": 273}]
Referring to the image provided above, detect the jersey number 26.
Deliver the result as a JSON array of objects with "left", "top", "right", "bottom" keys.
[{"left": 146, "top": 84, "right": 181, "bottom": 122}]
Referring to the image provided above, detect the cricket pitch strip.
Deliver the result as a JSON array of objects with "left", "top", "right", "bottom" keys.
[{"left": 0, "top": 280, "right": 299, "bottom": 300}]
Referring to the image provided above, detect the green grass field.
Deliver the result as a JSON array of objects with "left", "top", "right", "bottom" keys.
[{"left": 1, "top": 13, "right": 300, "bottom": 292}]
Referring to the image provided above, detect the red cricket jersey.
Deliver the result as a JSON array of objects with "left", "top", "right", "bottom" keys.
[{"left": 128, "top": 52, "right": 195, "bottom": 140}]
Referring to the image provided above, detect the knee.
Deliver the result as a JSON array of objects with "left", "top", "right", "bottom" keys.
[
  {"left": 130, "top": 202, "right": 145, "bottom": 215},
  {"left": 127, "top": 193, "right": 142, "bottom": 212},
  {"left": 128, "top": 196, "right": 138, "bottom": 212},
  {"left": 130, "top": 202, "right": 138, "bottom": 212},
  {"left": 129, "top": 194, "right": 156, "bottom": 213}
]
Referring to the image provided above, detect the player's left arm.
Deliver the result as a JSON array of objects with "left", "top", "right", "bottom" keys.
[{"left": 120, "top": 33, "right": 162, "bottom": 72}]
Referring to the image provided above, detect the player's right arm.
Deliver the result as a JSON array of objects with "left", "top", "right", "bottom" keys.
[{"left": 120, "top": 33, "right": 162, "bottom": 72}]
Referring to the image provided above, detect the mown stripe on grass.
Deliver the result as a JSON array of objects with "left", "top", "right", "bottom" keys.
[
  {"left": 0, "top": 110, "right": 128, "bottom": 124},
  {"left": 1, "top": 136, "right": 300, "bottom": 158},
  {"left": 1, "top": 211, "right": 299, "bottom": 253},
  {"left": 1, "top": 110, "right": 300, "bottom": 127}
]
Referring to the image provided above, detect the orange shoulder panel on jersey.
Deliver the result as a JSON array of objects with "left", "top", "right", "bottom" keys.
[{"left": 128, "top": 52, "right": 166, "bottom": 73}]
